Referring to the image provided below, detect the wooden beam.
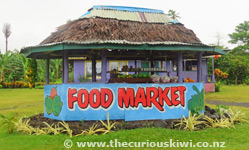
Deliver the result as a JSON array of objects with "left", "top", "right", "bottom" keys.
[
  {"left": 197, "top": 52, "right": 202, "bottom": 82},
  {"left": 177, "top": 52, "right": 183, "bottom": 83},
  {"left": 92, "top": 55, "right": 96, "bottom": 82},
  {"left": 101, "top": 50, "right": 107, "bottom": 83},
  {"left": 46, "top": 59, "right": 49, "bottom": 84},
  {"left": 63, "top": 51, "right": 69, "bottom": 83}
]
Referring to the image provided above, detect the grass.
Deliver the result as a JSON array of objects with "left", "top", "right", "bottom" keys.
[
  {"left": 205, "top": 85, "right": 249, "bottom": 103},
  {"left": 0, "top": 89, "right": 43, "bottom": 116},
  {"left": 0, "top": 88, "right": 249, "bottom": 149}
]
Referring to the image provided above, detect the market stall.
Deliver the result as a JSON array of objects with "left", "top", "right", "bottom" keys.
[{"left": 20, "top": 5, "right": 226, "bottom": 121}]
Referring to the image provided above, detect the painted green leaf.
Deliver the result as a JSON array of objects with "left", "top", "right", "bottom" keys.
[
  {"left": 52, "top": 95, "right": 63, "bottom": 116},
  {"left": 188, "top": 85, "right": 204, "bottom": 114},
  {"left": 45, "top": 96, "right": 53, "bottom": 115}
]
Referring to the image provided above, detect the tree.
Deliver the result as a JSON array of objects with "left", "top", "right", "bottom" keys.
[
  {"left": 0, "top": 52, "right": 11, "bottom": 83},
  {"left": 229, "top": 21, "right": 249, "bottom": 47},
  {"left": 50, "top": 59, "right": 62, "bottom": 81},
  {"left": 167, "top": 10, "right": 181, "bottom": 21},
  {"left": 2, "top": 23, "right": 11, "bottom": 53},
  {"left": 26, "top": 59, "right": 37, "bottom": 87},
  {"left": 4, "top": 50, "right": 25, "bottom": 82}
]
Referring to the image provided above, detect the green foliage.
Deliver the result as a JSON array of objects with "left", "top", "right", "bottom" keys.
[
  {"left": 15, "top": 118, "right": 35, "bottom": 135},
  {"left": 204, "top": 116, "right": 233, "bottom": 128},
  {"left": 59, "top": 121, "right": 73, "bottom": 138},
  {"left": 76, "top": 124, "right": 106, "bottom": 136},
  {"left": 207, "top": 21, "right": 249, "bottom": 85},
  {"left": 26, "top": 58, "right": 37, "bottom": 87},
  {"left": 244, "top": 76, "right": 249, "bottom": 85},
  {"left": 215, "top": 105, "right": 229, "bottom": 115},
  {"left": 228, "top": 108, "right": 248, "bottom": 124},
  {"left": 34, "top": 85, "right": 44, "bottom": 89},
  {"left": 215, "top": 81, "right": 221, "bottom": 92},
  {"left": 175, "top": 111, "right": 204, "bottom": 131},
  {"left": 0, "top": 113, "right": 18, "bottom": 133},
  {"left": 208, "top": 53, "right": 249, "bottom": 85},
  {"left": 229, "top": 21, "right": 249, "bottom": 45},
  {"left": 167, "top": 10, "right": 181, "bottom": 21},
  {"left": 43, "top": 122, "right": 62, "bottom": 135},
  {"left": 188, "top": 85, "right": 204, "bottom": 114},
  {"left": 99, "top": 112, "right": 119, "bottom": 134},
  {"left": 78, "top": 74, "right": 88, "bottom": 82},
  {"left": 0, "top": 51, "right": 25, "bottom": 83}
]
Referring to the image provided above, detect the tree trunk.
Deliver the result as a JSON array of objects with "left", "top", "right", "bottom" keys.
[
  {"left": 6, "top": 38, "right": 8, "bottom": 53},
  {"left": 56, "top": 70, "right": 59, "bottom": 81}
]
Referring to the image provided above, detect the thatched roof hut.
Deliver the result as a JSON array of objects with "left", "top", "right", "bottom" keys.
[{"left": 20, "top": 5, "right": 225, "bottom": 60}]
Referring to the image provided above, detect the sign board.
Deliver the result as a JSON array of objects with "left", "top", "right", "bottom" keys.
[{"left": 44, "top": 83, "right": 204, "bottom": 121}]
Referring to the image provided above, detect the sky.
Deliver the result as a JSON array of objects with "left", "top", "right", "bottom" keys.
[{"left": 0, "top": 0, "right": 248, "bottom": 53}]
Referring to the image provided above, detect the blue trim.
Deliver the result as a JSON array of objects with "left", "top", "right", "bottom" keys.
[
  {"left": 92, "top": 5, "right": 164, "bottom": 14},
  {"left": 80, "top": 11, "right": 91, "bottom": 17},
  {"left": 173, "top": 20, "right": 179, "bottom": 24}
]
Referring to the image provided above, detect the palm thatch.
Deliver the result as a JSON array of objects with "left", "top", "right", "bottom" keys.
[{"left": 40, "top": 18, "right": 202, "bottom": 45}]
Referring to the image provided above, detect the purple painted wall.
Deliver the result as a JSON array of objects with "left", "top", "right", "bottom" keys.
[
  {"left": 74, "top": 60, "right": 85, "bottom": 83},
  {"left": 73, "top": 59, "right": 209, "bottom": 83},
  {"left": 168, "top": 59, "right": 208, "bottom": 82}
]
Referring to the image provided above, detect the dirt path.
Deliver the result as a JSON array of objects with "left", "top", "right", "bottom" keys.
[{"left": 206, "top": 100, "right": 249, "bottom": 108}]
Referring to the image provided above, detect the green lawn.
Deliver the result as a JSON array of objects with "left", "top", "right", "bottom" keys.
[
  {"left": 0, "top": 89, "right": 43, "bottom": 116},
  {"left": 205, "top": 85, "right": 249, "bottom": 103},
  {"left": 0, "top": 88, "right": 249, "bottom": 150}
]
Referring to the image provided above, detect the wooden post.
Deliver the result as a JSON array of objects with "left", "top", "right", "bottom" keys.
[
  {"left": 212, "top": 57, "right": 215, "bottom": 83},
  {"left": 101, "top": 51, "right": 107, "bottom": 83},
  {"left": 197, "top": 52, "right": 202, "bottom": 82},
  {"left": 166, "top": 60, "right": 171, "bottom": 77},
  {"left": 62, "top": 58, "right": 64, "bottom": 83},
  {"left": 92, "top": 55, "right": 96, "bottom": 82},
  {"left": 150, "top": 59, "right": 154, "bottom": 75},
  {"left": 177, "top": 52, "right": 183, "bottom": 83},
  {"left": 46, "top": 58, "right": 50, "bottom": 84},
  {"left": 135, "top": 59, "right": 137, "bottom": 74},
  {"left": 63, "top": 51, "right": 69, "bottom": 83}
]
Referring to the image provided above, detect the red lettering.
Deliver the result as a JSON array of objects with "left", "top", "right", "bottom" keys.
[
  {"left": 158, "top": 87, "right": 172, "bottom": 106},
  {"left": 118, "top": 88, "right": 134, "bottom": 108},
  {"left": 178, "top": 86, "right": 186, "bottom": 107},
  {"left": 68, "top": 88, "right": 77, "bottom": 109},
  {"left": 135, "top": 88, "right": 147, "bottom": 107},
  {"left": 171, "top": 87, "right": 180, "bottom": 106},
  {"left": 101, "top": 88, "right": 113, "bottom": 108},
  {"left": 77, "top": 89, "right": 89, "bottom": 109},
  {"left": 89, "top": 89, "right": 101, "bottom": 108},
  {"left": 146, "top": 87, "right": 163, "bottom": 111}
]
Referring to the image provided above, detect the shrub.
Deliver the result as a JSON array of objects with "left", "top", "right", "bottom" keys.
[
  {"left": 244, "top": 76, "right": 249, "bottom": 85},
  {"left": 0, "top": 113, "right": 18, "bottom": 133},
  {"left": 215, "top": 81, "right": 221, "bottom": 92},
  {"left": 175, "top": 111, "right": 204, "bottom": 131}
]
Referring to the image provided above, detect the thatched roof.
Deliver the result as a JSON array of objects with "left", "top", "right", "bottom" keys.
[
  {"left": 40, "top": 18, "right": 202, "bottom": 45},
  {"left": 21, "top": 6, "right": 226, "bottom": 59}
]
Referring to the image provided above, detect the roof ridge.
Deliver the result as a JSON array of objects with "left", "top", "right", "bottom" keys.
[{"left": 88, "top": 5, "right": 165, "bottom": 14}]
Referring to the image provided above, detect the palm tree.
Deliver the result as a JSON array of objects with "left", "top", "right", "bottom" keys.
[
  {"left": 2, "top": 23, "right": 11, "bottom": 53},
  {"left": 167, "top": 10, "right": 181, "bottom": 21}
]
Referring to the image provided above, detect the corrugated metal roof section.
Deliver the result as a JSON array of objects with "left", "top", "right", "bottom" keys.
[
  {"left": 22, "top": 40, "right": 206, "bottom": 50},
  {"left": 91, "top": 5, "right": 164, "bottom": 14},
  {"left": 80, "top": 9, "right": 173, "bottom": 24}
]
